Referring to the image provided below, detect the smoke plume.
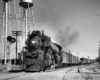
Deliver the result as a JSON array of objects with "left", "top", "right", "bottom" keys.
[
  {"left": 56, "top": 26, "right": 79, "bottom": 50},
  {"left": 33, "top": 0, "right": 80, "bottom": 50}
]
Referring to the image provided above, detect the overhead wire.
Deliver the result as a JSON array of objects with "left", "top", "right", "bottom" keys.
[{"left": 65, "top": 14, "right": 100, "bottom": 20}]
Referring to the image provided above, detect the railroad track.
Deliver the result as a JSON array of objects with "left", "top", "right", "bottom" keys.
[
  {"left": 45, "top": 67, "right": 70, "bottom": 72},
  {"left": 61, "top": 67, "right": 73, "bottom": 80},
  {"left": 61, "top": 65, "right": 95, "bottom": 80},
  {"left": 0, "top": 67, "right": 67, "bottom": 80},
  {"left": 1, "top": 65, "right": 96, "bottom": 80},
  {"left": 0, "top": 71, "right": 29, "bottom": 80},
  {"left": 78, "top": 66, "right": 94, "bottom": 80}
]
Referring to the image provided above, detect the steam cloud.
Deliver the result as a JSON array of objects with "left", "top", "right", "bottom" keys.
[
  {"left": 56, "top": 26, "right": 79, "bottom": 50},
  {"left": 34, "top": 0, "right": 79, "bottom": 50}
]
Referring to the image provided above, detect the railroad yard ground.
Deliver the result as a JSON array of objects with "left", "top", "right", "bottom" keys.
[{"left": 0, "top": 63, "right": 100, "bottom": 80}]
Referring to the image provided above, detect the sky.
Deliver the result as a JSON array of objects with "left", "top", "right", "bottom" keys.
[{"left": 0, "top": 0, "right": 100, "bottom": 59}]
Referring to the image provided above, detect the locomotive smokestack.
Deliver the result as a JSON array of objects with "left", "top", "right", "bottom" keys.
[
  {"left": 69, "top": 50, "right": 71, "bottom": 54},
  {"left": 42, "top": 30, "right": 44, "bottom": 35}
]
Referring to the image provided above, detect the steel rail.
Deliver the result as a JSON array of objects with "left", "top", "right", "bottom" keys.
[{"left": 78, "top": 66, "right": 93, "bottom": 80}]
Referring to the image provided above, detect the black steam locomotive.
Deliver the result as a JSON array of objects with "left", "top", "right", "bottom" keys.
[{"left": 20, "top": 30, "right": 62, "bottom": 71}]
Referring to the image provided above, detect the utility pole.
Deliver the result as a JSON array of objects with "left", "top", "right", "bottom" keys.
[
  {"left": 12, "top": 31, "right": 22, "bottom": 65},
  {"left": 88, "top": 56, "right": 90, "bottom": 64},
  {"left": 77, "top": 53, "right": 79, "bottom": 64}
]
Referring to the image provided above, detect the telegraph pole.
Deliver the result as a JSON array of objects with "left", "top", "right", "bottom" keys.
[
  {"left": 12, "top": 31, "right": 22, "bottom": 65},
  {"left": 88, "top": 56, "right": 90, "bottom": 64},
  {"left": 77, "top": 53, "right": 79, "bottom": 64}
]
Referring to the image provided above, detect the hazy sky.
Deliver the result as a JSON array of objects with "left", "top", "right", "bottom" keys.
[
  {"left": 0, "top": 0, "right": 100, "bottom": 59},
  {"left": 33, "top": 0, "right": 100, "bottom": 59}
]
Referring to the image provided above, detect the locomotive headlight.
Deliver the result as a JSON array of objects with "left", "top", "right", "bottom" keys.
[
  {"left": 30, "top": 37, "right": 41, "bottom": 46},
  {"left": 31, "top": 40, "right": 37, "bottom": 44}
]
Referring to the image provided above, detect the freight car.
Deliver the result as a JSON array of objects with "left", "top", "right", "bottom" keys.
[
  {"left": 61, "top": 50, "right": 80, "bottom": 67},
  {"left": 72, "top": 55, "right": 79, "bottom": 65},
  {"left": 61, "top": 50, "right": 68, "bottom": 67},
  {"left": 80, "top": 58, "right": 93, "bottom": 64},
  {"left": 20, "top": 30, "right": 62, "bottom": 71}
]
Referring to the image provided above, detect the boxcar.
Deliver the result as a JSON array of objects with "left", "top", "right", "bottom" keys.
[{"left": 62, "top": 50, "right": 68, "bottom": 67}]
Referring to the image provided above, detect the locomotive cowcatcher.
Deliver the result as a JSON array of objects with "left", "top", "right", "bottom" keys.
[{"left": 19, "top": 30, "right": 62, "bottom": 71}]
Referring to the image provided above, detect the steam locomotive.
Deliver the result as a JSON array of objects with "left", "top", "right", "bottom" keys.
[
  {"left": 19, "top": 30, "right": 94, "bottom": 71},
  {"left": 20, "top": 30, "right": 62, "bottom": 71}
]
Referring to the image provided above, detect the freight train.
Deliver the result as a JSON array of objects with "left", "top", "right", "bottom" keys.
[
  {"left": 0, "top": 30, "right": 95, "bottom": 71},
  {"left": 80, "top": 58, "right": 95, "bottom": 65},
  {"left": 16, "top": 30, "right": 94, "bottom": 71},
  {"left": 61, "top": 50, "right": 80, "bottom": 67}
]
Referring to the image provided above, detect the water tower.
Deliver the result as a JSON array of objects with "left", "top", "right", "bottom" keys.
[
  {"left": 2, "top": 0, "right": 12, "bottom": 64},
  {"left": 19, "top": 0, "right": 33, "bottom": 8},
  {"left": 19, "top": 0, "right": 34, "bottom": 39}
]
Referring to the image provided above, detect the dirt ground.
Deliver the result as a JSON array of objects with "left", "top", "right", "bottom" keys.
[{"left": 0, "top": 63, "right": 100, "bottom": 80}]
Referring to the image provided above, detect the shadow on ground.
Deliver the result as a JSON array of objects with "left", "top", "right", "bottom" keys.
[{"left": 9, "top": 70, "right": 24, "bottom": 73}]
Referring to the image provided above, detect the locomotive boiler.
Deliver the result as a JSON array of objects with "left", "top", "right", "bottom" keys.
[{"left": 20, "top": 30, "right": 62, "bottom": 71}]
